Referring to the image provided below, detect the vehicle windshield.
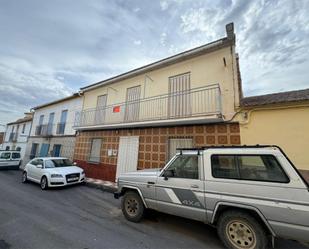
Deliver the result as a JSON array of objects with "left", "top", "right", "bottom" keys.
[{"left": 45, "top": 159, "right": 73, "bottom": 168}]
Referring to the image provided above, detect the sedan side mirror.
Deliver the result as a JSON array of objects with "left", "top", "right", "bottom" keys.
[
  {"left": 163, "top": 169, "right": 174, "bottom": 180},
  {"left": 36, "top": 164, "right": 43, "bottom": 169}
]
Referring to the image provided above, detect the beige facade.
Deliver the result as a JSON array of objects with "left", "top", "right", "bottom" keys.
[
  {"left": 235, "top": 98, "right": 309, "bottom": 182},
  {"left": 73, "top": 23, "right": 242, "bottom": 182},
  {"left": 81, "top": 46, "right": 240, "bottom": 123}
]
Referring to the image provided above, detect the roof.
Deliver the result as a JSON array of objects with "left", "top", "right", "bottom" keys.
[
  {"left": 81, "top": 23, "right": 235, "bottom": 92},
  {"left": 241, "top": 88, "right": 309, "bottom": 107},
  {"left": 7, "top": 116, "right": 33, "bottom": 125},
  {"left": 32, "top": 93, "right": 81, "bottom": 110}
]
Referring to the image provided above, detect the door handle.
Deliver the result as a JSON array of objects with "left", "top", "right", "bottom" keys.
[
  {"left": 147, "top": 181, "right": 155, "bottom": 185},
  {"left": 190, "top": 184, "right": 199, "bottom": 188}
]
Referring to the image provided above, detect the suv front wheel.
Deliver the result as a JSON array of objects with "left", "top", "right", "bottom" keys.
[
  {"left": 121, "top": 191, "right": 145, "bottom": 222},
  {"left": 217, "top": 210, "right": 268, "bottom": 249}
]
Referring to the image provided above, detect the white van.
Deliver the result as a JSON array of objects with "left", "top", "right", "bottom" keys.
[{"left": 0, "top": 150, "right": 22, "bottom": 169}]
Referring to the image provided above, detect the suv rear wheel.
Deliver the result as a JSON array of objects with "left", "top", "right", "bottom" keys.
[
  {"left": 217, "top": 210, "right": 268, "bottom": 249},
  {"left": 121, "top": 191, "right": 145, "bottom": 222}
]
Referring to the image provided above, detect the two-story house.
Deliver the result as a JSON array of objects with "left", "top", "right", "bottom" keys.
[
  {"left": 2, "top": 113, "right": 33, "bottom": 160},
  {"left": 24, "top": 93, "right": 83, "bottom": 163},
  {"left": 73, "top": 23, "right": 242, "bottom": 182}
]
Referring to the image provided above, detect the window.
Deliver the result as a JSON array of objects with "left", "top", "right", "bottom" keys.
[
  {"left": 211, "top": 155, "right": 239, "bottom": 179},
  {"left": 0, "top": 152, "right": 11, "bottom": 159},
  {"left": 39, "top": 115, "right": 44, "bottom": 125},
  {"left": 58, "top": 110, "right": 68, "bottom": 134},
  {"left": 211, "top": 155, "right": 289, "bottom": 183},
  {"left": 168, "top": 73, "right": 191, "bottom": 118},
  {"left": 168, "top": 138, "right": 193, "bottom": 160},
  {"left": 30, "top": 143, "right": 39, "bottom": 159},
  {"left": 16, "top": 147, "right": 21, "bottom": 151},
  {"left": 37, "top": 159, "right": 44, "bottom": 167},
  {"left": 166, "top": 155, "right": 198, "bottom": 179},
  {"left": 45, "top": 159, "right": 73, "bottom": 168},
  {"left": 47, "top": 113, "right": 55, "bottom": 134},
  {"left": 238, "top": 155, "right": 289, "bottom": 183},
  {"left": 12, "top": 153, "right": 21, "bottom": 159},
  {"left": 22, "top": 124, "right": 26, "bottom": 134},
  {"left": 52, "top": 144, "right": 61, "bottom": 157},
  {"left": 31, "top": 159, "right": 43, "bottom": 166},
  {"left": 5, "top": 146, "right": 10, "bottom": 151},
  {"left": 89, "top": 139, "right": 102, "bottom": 163}
]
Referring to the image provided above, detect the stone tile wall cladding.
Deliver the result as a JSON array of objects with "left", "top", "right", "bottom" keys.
[{"left": 74, "top": 123, "right": 241, "bottom": 182}]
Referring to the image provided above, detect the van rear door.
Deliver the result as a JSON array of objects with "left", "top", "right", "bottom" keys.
[{"left": 0, "top": 152, "right": 11, "bottom": 167}]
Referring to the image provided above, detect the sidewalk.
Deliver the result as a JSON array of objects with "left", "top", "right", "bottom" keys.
[{"left": 85, "top": 177, "right": 117, "bottom": 193}]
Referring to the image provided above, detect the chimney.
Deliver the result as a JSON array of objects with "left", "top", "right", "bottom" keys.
[
  {"left": 226, "top": 22, "right": 235, "bottom": 41},
  {"left": 24, "top": 112, "right": 33, "bottom": 118}
]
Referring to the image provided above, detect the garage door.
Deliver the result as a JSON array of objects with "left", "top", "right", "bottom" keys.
[
  {"left": 116, "top": 136, "right": 139, "bottom": 179},
  {"left": 168, "top": 138, "right": 193, "bottom": 160}
]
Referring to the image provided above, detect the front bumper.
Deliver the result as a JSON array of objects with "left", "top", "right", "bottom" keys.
[{"left": 49, "top": 175, "right": 85, "bottom": 187}]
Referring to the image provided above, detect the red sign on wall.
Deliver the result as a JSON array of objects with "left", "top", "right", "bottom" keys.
[{"left": 113, "top": 106, "right": 120, "bottom": 113}]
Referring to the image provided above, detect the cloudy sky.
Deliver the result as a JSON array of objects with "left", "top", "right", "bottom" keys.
[{"left": 1, "top": 0, "right": 309, "bottom": 130}]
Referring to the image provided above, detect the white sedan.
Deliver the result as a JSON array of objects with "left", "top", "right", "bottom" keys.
[{"left": 22, "top": 157, "right": 85, "bottom": 190}]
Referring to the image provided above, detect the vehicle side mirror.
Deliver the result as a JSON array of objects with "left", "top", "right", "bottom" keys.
[
  {"left": 163, "top": 169, "right": 174, "bottom": 180},
  {"left": 36, "top": 164, "right": 43, "bottom": 169}
]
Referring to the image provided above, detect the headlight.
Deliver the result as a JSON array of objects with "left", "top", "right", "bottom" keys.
[{"left": 51, "top": 174, "right": 63, "bottom": 178}]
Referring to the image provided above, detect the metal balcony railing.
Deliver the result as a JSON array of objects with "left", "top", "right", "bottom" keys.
[
  {"left": 35, "top": 124, "right": 53, "bottom": 137},
  {"left": 9, "top": 132, "right": 18, "bottom": 142},
  {"left": 74, "top": 84, "right": 222, "bottom": 128}
]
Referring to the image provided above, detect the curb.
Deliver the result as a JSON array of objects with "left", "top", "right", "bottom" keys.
[{"left": 84, "top": 181, "right": 117, "bottom": 194}]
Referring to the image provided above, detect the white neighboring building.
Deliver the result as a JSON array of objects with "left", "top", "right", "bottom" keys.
[
  {"left": 24, "top": 93, "right": 83, "bottom": 164},
  {"left": 2, "top": 113, "right": 33, "bottom": 160}
]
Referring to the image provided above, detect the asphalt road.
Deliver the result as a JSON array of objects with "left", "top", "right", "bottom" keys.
[{"left": 0, "top": 170, "right": 308, "bottom": 249}]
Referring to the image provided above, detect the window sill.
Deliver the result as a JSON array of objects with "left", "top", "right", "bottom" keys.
[{"left": 87, "top": 160, "right": 100, "bottom": 165}]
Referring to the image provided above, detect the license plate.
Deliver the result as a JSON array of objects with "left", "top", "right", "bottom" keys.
[{"left": 67, "top": 177, "right": 79, "bottom": 182}]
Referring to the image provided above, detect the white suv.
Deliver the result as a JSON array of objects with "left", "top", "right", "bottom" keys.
[
  {"left": 115, "top": 145, "right": 309, "bottom": 249},
  {"left": 22, "top": 157, "right": 85, "bottom": 190}
]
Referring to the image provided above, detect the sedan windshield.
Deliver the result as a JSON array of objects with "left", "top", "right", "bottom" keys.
[{"left": 45, "top": 159, "right": 73, "bottom": 168}]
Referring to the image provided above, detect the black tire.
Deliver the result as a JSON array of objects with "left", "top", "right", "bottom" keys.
[
  {"left": 40, "top": 176, "right": 48, "bottom": 190},
  {"left": 217, "top": 210, "right": 268, "bottom": 249},
  {"left": 22, "top": 171, "right": 28, "bottom": 183},
  {"left": 121, "top": 191, "right": 145, "bottom": 222}
]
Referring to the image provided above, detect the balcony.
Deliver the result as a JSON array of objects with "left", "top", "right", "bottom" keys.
[
  {"left": 74, "top": 85, "right": 223, "bottom": 130},
  {"left": 35, "top": 124, "right": 53, "bottom": 137},
  {"left": 9, "top": 132, "right": 18, "bottom": 142}
]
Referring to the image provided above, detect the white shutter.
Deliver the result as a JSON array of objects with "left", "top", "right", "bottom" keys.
[
  {"left": 116, "top": 136, "right": 139, "bottom": 179},
  {"left": 168, "top": 138, "right": 193, "bottom": 160}
]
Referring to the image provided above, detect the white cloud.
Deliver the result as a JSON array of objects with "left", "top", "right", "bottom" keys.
[
  {"left": 133, "top": 40, "right": 142, "bottom": 45},
  {"left": 160, "top": 0, "right": 169, "bottom": 11},
  {"left": 1, "top": 0, "right": 309, "bottom": 130},
  {"left": 178, "top": 0, "right": 309, "bottom": 96},
  {"left": 160, "top": 32, "right": 167, "bottom": 46}
]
